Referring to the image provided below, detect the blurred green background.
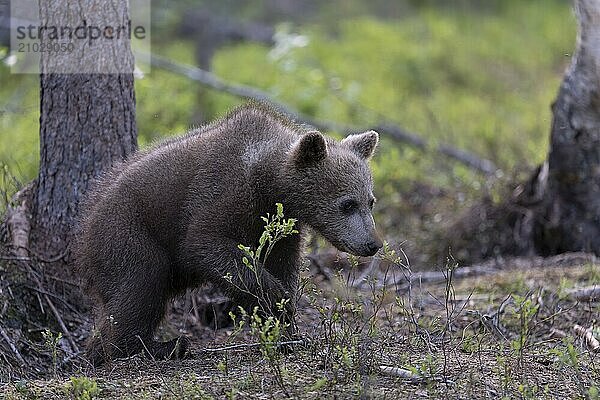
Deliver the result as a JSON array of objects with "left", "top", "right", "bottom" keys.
[{"left": 0, "top": 0, "right": 576, "bottom": 264}]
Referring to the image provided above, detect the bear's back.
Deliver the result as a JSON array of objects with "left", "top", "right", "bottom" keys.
[{"left": 77, "top": 104, "right": 302, "bottom": 257}]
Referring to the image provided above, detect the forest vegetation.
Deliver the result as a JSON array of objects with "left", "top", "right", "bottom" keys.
[{"left": 0, "top": 1, "right": 598, "bottom": 398}]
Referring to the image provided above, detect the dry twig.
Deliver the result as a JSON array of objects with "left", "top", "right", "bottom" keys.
[
  {"left": 199, "top": 339, "right": 306, "bottom": 353},
  {"left": 573, "top": 324, "right": 599, "bottom": 352},
  {"left": 0, "top": 325, "right": 25, "bottom": 366}
]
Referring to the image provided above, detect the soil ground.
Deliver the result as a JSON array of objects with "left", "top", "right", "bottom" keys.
[{"left": 1, "top": 251, "right": 599, "bottom": 399}]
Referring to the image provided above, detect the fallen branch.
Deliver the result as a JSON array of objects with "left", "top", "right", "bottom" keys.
[
  {"left": 378, "top": 365, "right": 455, "bottom": 385},
  {"left": 394, "top": 264, "right": 497, "bottom": 292},
  {"left": 0, "top": 325, "right": 25, "bottom": 366},
  {"left": 146, "top": 53, "right": 497, "bottom": 175},
  {"left": 373, "top": 122, "right": 496, "bottom": 174},
  {"left": 394, "top": 252, "right": 600, "bottom": 290},
  {"left": 573, "top": 324, "right": 600, "bottom": 353},
  {"left": 42, "top": 292, "right": 79, "bottom": 354},
  {"left": 0, "top": 255, "right": 31, "bottom": 262},
  {"left": 198, "top": 339, "right": 306, "bottom": 353},
  {"left": 378, "top": 365, "right": 424, "bottom": 381},
  {"left": 568, "top": 286, "right": 600, "bottom": 302}
]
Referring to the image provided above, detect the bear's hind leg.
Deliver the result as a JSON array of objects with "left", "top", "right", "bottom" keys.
[{"left": 87, "top": 242, "right": 185, "bottom": 365}]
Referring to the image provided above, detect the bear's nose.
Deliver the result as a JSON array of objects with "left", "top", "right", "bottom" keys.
[{"left": 366, "top": 239, "right": 383, "bottom": 255}]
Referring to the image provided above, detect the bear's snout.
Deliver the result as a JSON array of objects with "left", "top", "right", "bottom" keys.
[
  {"left": 347, "top": 235, "right": 383, "bottom": 257},
  {"left": 365, "top": 238, "right": 383, "bottom": 256},
  {"left": 360, "top": 236, "right": 383, "bottom": 256}
]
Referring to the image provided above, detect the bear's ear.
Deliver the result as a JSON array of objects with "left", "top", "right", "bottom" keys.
[
  {"left": 341, "top": 130, "right": 379, "bottom": 159},
  {"left": 291, "top": 130, "right": 328, "bottom": 166}
]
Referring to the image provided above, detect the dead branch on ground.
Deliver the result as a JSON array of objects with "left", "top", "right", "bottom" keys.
[
  {"left": 573, "top": 324, "right": 600, "bottom": 352},
  {"left": 568, "top": 286, "right": 600, "bottom": 302}
]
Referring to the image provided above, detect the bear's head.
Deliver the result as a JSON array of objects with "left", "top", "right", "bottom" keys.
[{"left": 286, "top": 129, "right": 383, "bottom": 257}]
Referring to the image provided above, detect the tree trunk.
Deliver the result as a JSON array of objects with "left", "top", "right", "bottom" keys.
[
  {"left": 534, "top": 0, "right": 600, "bottom": 255},
  {"left": 29, "top": 0, "right": 138, "bottom": 256},
  {"left": 444, "top": 0, "right": 600, "bottom": 264}
]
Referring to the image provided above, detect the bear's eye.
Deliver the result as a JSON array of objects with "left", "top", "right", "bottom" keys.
[
  {"left": 369, "top": 197, "right": 376, "bottom": 210},
  {"left": 340, "top": 199, "right": 359, "bottom": 214}
]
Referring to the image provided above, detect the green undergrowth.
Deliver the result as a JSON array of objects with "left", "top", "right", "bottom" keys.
[
  {"left": 0, "top": 1, "right": 577, "bottom": 265},
  {"left": 2, "top": 203, "right": 599, "bottom": 399},
  {"left": 0, "top": 1, "right": 574, "bottom": 190}
]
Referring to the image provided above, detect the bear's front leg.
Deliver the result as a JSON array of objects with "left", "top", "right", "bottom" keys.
[
  {"left": 263, "top": 240, "right": 304, "bottom": 338},
  {"left": 184, "top": 238, "right": 293, "bottom": 323}
]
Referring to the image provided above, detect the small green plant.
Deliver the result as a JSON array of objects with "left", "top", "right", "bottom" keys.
[
  {"left": 588, "top": 386, "right": 599, "bottom": 400},
  {"left": 230, "top": 305, "right": 289, "bottom": 394},
  {"left": 64, "top": 377, "right": 99, "bottom": 400},
  {"left": 216, "top": 359, "right": 228, "bottom": 373},
  {"left": 494, "top": 346, "right": 514, "bottom": 398},
  {"left": 225, "top": 202, "right": 298, "bottom": 316},
  {"left": 583, "top": 262, "right": 600, "bottom": 284},
  {"left": 249, "top": 308, "right": 283, "bottom": 359},
  {"left": 307, "top": 377, "right": 328, "bottom": 392},
  {"left": 550, "top": 338, "right": 589, "bottom": 397},
  {"left": 12, "top": 380, "right": 37, "bottom": 399},
  {"left": 497, "top": 273, "right": 528, "bottom": 296},
  {"left": 243, "top": 202, "right": 298, "bottom": 265},
  {"left": 517, "top": 382, "right": 543, "bottom": 399},
  {"left": 461, "top": 333, "right": 480, "bottom": 354},
  {"left": 225, "top": 387, "right": 237, "bottom": 400},
  {"left": 177, "top": 374, "right": 212, "bottom": 399},
  {"left": 223, "top": 204, "right": 297, "bottom": 395},
  {"left": 557, "top": 277, "right": 575, "bottom": 300},
  {"left": 509, "top": 291, "right": 539, "bottom": 375},
  {"left": 41, "top": 329, "right": 62, "bottom": 376}
]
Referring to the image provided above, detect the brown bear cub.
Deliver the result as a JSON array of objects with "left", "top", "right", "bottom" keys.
[{"left": 75, "top": 103, "right": 382, "bottom": 365}]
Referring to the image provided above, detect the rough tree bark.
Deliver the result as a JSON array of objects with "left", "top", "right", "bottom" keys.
[
  {"left": 27, "top": 0, "right": 138, "bottom": 256},
  {"left": 533, "top": 0, "right": 600, "bottom": 255}
]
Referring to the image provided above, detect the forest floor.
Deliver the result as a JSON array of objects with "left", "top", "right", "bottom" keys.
[{"left": 1, "top": 251, "right": 599, "bottom": 399}]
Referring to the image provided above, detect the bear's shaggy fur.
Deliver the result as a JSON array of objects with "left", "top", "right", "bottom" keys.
[{"left": 75, "top": 103, "right": 382, "bottom": 365}]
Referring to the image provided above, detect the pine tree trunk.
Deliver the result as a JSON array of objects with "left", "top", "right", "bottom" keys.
[
  {"left": 30, "top": 0, "right": 138, "bottom": 256},
  {"left": 534, "top": 0, "right": 600, "bottom": 255},
  {"left": 443, "top": 0, "right": 600, "bottom": 264}
]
